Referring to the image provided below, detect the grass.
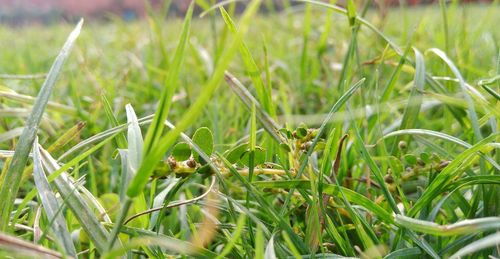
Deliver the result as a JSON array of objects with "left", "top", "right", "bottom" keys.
[{"left": 0, "top": 1, "right": 499, "bottom": 258}]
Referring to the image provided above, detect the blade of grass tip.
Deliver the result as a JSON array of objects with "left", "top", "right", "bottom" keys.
[
  {"left": 390, "top": 48, "right": 425, "bottom": 155},
  {"left": 101, "top": 93, "right": 127, "bottom": 149},
  {"left": 264, "top": 234, "right": 277, "bottom": 259},
  {"left": 32, "top": 138, "right": 77, "bottom": 257},
  {"left": 38, "top": 146, "right": 115, "bottom": 253},
  {"left": 143, "top": 2, "right": 193, "bottom": 156},
  {"left": 0, "top": 19, "right": 83, "bottom": 231},
  {"left": 449, "top": 232, "right": 500, "bottom": 259},
  {"left": 219, "top": 7, "right": 274, "bottom": 117},
  {"left": 127, "top": 0, "right": 263, "bottom": 199},
  {"left": 439, "top": 0, "right": 450, "bottom": 55},
  {"left": 198, "top": 0, "right": 243, "bottom": 18},
  {"left": 107, "top": 104, "right": 147, "bottom": 250}
]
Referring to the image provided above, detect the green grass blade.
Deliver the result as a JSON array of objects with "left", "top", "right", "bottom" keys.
[
  {"left": 0, "top": 19, "right": 83, "bottom": 231},
  {"left": 426, "top": 48, "right": 483, "bottom": 141},
  {"left": 390, "top": 48, "right": 425, "bottom": 154},
  {"left": 143, "top": 3, "right": 194, "bottom": 155},
  {"left": 219, "top": 7, "right": 274, "bottom": 117},
  {"left": 127, "top": 0, "right": 263, "bottom": 198}
]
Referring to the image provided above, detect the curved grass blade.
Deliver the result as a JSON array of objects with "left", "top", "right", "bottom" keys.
[
  {"left": 0, "top": 19, "right": 83, "bottom": 231},
  {"left": 396, "top": 215, "right": 500, "bottom": 236},
  {"left": 38, "top": 146, "right": 115, "bottom": 253},
  {"left": 426, "top": 48, "right": 483, "bottom": 141},
  {"left": 220, "top": 7, "right": 274, "bottom": 117},
  {"left": 390, "top": 48, "right": 425, "bottom": 154},
  {"left": 383, "top": 247, "right": 421, "bottom": 259},
  {"left": 32, "top": 138, "right": 76, "bottom": 257},
  {"left": 449, "top": 232, "right": 500, "bottom": 259}
]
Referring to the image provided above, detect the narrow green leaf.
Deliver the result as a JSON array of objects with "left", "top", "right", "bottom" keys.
[
  {"left": 127, "top": 0, "right": 263, "bottom": 198},
  {"left": 143, "top": 3, "right": 194, "bottom": 155}
]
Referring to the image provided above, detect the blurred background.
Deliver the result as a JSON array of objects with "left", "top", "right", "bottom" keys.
[{"left": 0, "top": 0, "right": 493, "bottom": 25}]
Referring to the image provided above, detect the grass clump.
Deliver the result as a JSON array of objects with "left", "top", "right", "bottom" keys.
[{"left": 0, "top": 1, "right": 499, "bottom": 258}]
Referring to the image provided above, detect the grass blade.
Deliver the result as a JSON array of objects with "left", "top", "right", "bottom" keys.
[
  {"left": 32, "top": 138, "right": 77, "bottom": 257},
  {"left": 143, "top": 3, "right": 193, "bottom": 155},
  {"left": 396, "top": 215, "right": 500, "bottom": 236},
  {"left": 0, "top": 19, "right": 83, "bottom": 231},
  {"left": 127, "top": 0, "right": 263, "bottom": 198},
  {"left": 449, "top": 232, "right": 500, "bottom": 259}
]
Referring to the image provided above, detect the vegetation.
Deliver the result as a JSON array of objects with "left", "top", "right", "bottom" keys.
[{"left": 0, "top": 0, "right": 499, "bottom": 258}]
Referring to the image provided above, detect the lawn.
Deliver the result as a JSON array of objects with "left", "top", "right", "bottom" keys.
[{"left": 0, "top": 0, "right": 499, "bottom": 258}]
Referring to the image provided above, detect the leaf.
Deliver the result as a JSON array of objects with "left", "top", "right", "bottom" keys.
[
  {"left": 240, "top": 147, "right": 266, "bottom": 167},
  {"left": 32, "top": 139, "right": 77, "bottom": 257},
  {"left": 0, "top": 19, "right": 83, "bottom": 231},
  {"left": 396, "top": 215, "right": 500, "bottom": 236},
  {"left": 143, "top": 3, "right": 194, "bottom": 155},
  {"left": 126, "top": 104, "right": 144, "bottom": 173},
  {"left": 264, "top": 234, "right": 277, "bottom": 259},
  {"left": 172, "top": 142, "right": 192, "bottom": 161},
  {"left": 450, "top": 232, "right": 500, "bottom": 259},
  {"left": 192, "top": 127, "right": 214, "bottom": 162},
  {"left": 225, "top": 143, "right": 248, "bottom": 164}
]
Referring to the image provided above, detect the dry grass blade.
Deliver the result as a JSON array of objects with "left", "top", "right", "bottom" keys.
[{"left": 0, "top": 232, "right": 62, "bottom": 258}]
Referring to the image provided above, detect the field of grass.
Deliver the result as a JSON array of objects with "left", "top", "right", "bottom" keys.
[{"left": 0, "top": 0, "right": 499, "bottom": 258}]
